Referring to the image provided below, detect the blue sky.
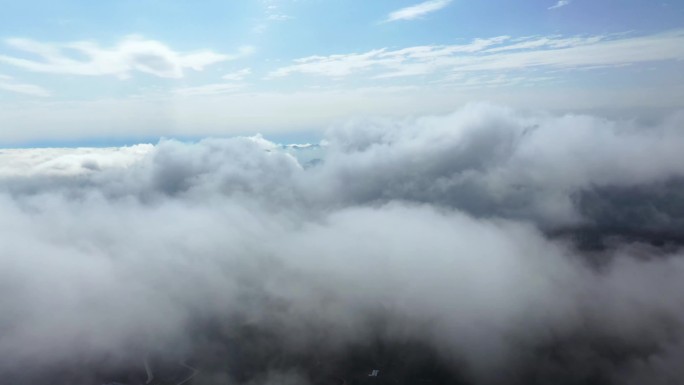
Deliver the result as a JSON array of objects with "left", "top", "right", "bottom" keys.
[{"left": 0, "top": 0, "right": 683, "bottom": 145}]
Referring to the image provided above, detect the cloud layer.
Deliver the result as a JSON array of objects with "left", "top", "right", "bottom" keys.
[{"left": 2, "top": 105, "right": 684, "bottom": 384}]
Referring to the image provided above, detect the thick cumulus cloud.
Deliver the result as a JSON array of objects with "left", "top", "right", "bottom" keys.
[
  {"left": 2, "top": 104, "right": 684, "bottom": 384},
  {"left": 314, "top": 104, "right": 684, "bottom": 230}
]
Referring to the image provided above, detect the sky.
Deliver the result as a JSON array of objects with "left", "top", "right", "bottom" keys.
[{"left": 0, "top": 0, "right": 683, "bottom": 146}]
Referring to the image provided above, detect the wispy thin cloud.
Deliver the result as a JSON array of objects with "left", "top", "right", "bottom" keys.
[
  {"left": 222, "top": 68, "right": 252, "bottom": 81},
  {"left": 254, "top": 0, "right": 292, "bottom": 34},
  {"left": 267, "top": 14, "right": 292, "bottom": 21},
  {"left": 385, "top": 0, "right": 452, "bottom": 22},
  {"left": 548, "top": 0, "right": 571, "bottom": 10},
  {"left": 0, "top": 36, "right": 253, "bottom": 79},
  {"left": 269, "top": 30, "right": 684, "bottom": 79},
  {"left": 269, "top": 36, "right": 509, "bottom": 78},
  {"left": 0, "top": 74, "right": 50, "bottom": 97}
]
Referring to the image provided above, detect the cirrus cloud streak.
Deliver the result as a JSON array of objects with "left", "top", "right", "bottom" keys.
[{"left": 0, "top": 36, "right": 253, "bottom": 79}]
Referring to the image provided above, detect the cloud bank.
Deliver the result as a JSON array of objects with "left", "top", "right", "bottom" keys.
[{"left": 2, "top": 104, "right": 684, "bottom": 384}]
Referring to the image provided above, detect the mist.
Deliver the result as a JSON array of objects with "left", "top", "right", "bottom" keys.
[{"left": 2, "top": 104, "right": 684, "bottom": 385}]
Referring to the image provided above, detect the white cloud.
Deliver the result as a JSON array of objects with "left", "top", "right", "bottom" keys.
[
  {"left": 0, "top": 144, "right": 152, "bottom": 177},
  {"left": 484, "top": 35, "right": 604, "bottom": 53},
  {"left": 549, "top": 0, "right": 571, "bottom": 10},
  {"left": 222, "top": 67, "right": 252, "bottom": 81},
  {"left": 267, "top": 13, "right": 292, "bottom": 21},
  {"left": 269, "top": 48, "right": 391, "bottom": 78},
  {"left": 0, "top": 36, "right": 252, "bottom": 79},
  {"left": 451, "top": 30, "right": 684, "bottom": 72},
  {"left": 269, "top": 36, "right": 509, "bottom": 78},
  {"left": 269, "top": 30, "right": 684, "bottom": 79},
  {"left": 253, "top": 0, "right": 293, "bottom": 34},
  {"left": 172, "top": 64, "right": 254, "bottom": 97},
  {"left": 385, "top": 0, "right": 453, "bottom": 22},
  {"left": 0, "top": 74, "right": 50, "bottom": 97}
]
